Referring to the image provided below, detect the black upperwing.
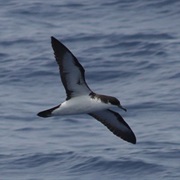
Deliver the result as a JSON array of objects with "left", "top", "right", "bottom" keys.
[{"left": 89, "top": 109, "right": 136, "bottom": 144}]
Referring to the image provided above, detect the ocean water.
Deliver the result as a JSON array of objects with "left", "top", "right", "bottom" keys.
[{"left": 1, "top": 0, "right": 180, "bottom": 179}]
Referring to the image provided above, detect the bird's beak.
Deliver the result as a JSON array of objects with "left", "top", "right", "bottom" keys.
[{"left": 118, "top": 105, "right": 127, "bottom": 112}]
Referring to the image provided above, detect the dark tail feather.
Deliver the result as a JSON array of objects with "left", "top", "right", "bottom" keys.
[{"left": 37, "top": 105, "right": 60, "bottom": 118}]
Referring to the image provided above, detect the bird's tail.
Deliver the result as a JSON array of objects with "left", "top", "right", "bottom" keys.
[{"left": 37, "top": 105, "right": 60, "bottom": 118}]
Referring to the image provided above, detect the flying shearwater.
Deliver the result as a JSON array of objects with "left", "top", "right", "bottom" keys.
[{"left": 37, "top": 37, "right": 136, "bottom": 144}]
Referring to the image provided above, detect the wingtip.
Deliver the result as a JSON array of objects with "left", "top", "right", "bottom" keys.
[
  {"left": 121, "top": 132, "right": 136, "bottom": 144},
  {"left": 51, "top": 36, "right": 58, "bottom": 43},
  {"left": 51, "top": 36, "right": 65, "bottom": 50},
  {"left": 126, "top": 130, "right": 136, "bottom": 144},
  {"left": 130, "top": 136, "right": 137, "bottom": 144}
]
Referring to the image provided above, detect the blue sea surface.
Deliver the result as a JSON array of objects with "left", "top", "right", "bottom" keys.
[{"left": 1, "top": 0, "right": 180, "bottom": 179}]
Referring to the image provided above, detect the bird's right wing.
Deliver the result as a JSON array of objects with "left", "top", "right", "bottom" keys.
[{"left": 51, "top": 37, "right": 92, "bottom": 100}]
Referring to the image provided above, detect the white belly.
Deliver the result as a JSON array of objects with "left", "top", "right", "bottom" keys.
[{"left": 52, "top": 96, "right": 112, "bottom": 115}]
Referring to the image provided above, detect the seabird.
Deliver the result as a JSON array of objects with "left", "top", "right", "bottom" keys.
[{"left": 37, "top": 37, "right": 136, "bottom": 144}]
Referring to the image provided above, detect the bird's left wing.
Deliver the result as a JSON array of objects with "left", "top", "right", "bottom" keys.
[{"left": 89, "top": 109, "right": 136, "bottom": 144}]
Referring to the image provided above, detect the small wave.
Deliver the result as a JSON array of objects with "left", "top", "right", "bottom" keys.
[
  {"left": 11, "top": 151, "right": 76, "bottom": 168},
  {"left": 70, "top": 155, "right": 164, "bottom": 175}
]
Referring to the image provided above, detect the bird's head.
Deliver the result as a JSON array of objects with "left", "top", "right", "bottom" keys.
[{"left": 108, "top": 96, "right": 127, "bottom": 112}]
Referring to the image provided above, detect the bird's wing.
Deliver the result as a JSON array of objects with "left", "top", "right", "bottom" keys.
[
  {"left": 89, "top": 109, "right": 136, "bottom": 144},
  {"left": 51, "top": 36, "right": 92, "bottom": 100}
]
